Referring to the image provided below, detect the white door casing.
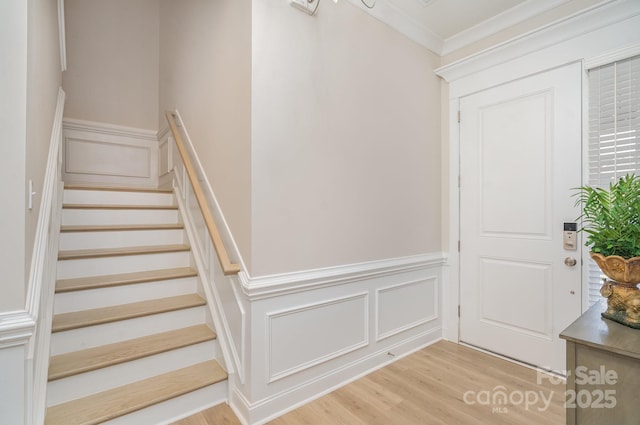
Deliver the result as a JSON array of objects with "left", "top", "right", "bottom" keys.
[{"left": 459, "top": 62, "right": 582, "bottom": 372}]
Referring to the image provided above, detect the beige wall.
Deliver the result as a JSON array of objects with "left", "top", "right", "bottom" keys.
[
  {"left": 250, "top": 1, "right": 441, "bottom": 276},
  {"left": 26, "top": 0, "right": 63, "bottom": 280},
  {"left": 64, "top": 0, "right": 159, "bottom": 130},
  {"left": 0, "top": 0, "right": 28, "bottom": 312},
  {"left": 0, "top": 0, "right": 62, "bottom": 314},
  {"left": 60, "top": 0, "right": 441, "bottom": 277},
  {"left": 159, "top": 0, "right": 253, "bottom": 271}
]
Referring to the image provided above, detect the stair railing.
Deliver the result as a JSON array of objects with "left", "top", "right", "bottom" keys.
[
  {"left": 164, "top": 110, "right": 246, "bottom": 384},
  {"left": 165, "top": 111, "right": 240, "bottom": 275}
]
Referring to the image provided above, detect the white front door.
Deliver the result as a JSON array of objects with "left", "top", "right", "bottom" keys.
[{"left": 459, "top": 62, "right": 583, "bottom": 372}]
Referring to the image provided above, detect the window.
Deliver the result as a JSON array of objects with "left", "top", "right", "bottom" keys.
[{"left": 586, "top": 54, "right": 640, "bottom": 306}]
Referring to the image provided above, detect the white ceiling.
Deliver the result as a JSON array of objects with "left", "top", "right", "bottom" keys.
[{"left": 346, "top": 0, "right": 572, "bottom": 55}]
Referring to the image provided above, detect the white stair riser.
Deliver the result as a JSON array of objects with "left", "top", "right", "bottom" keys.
[
  {"left": 47, "top": 340, "right": 218, "bottom": 406},
  {"left": 57, "top": 251, "right": 191, "bottom": 279},
  {"left": 54, "top": 277, "right": 199, "bottom": 314},
  {"left": 102, "top": 382, "right": 228, "bottom": 425},
  {"left": 59, "top": 229, "right": 186, "bottom": 251},
  {"left": 50, "top": 306, "right": 208, "bottom": 355},
  {"left": 62, "top": 209, "right": 180, "bottom": 226},
  {"left": 63, "top": 190, "right": 175, "bottom": 206}
]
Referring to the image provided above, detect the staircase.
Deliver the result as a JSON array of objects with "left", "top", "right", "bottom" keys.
[{"left": 45, "top": 185, "right": 228, "bottom": 425}]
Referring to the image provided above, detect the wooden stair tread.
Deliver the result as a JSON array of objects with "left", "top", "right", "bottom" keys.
[
  {"left": 48, "top": 325, "right": 216, "bottom": 381},
  {"left": 58, "top": 244, "right": 190, "bottom": 260},
  {"left": 63, "top": 203, "right": 178, "bottom": 210},
  {"left": 60, "top": 223, "right": 184, "bottom": 232},
  {"left": 56, "top": 267, "right": 198, "bottom": 293},
  {"left": 64, "top": 184, "right": 173, "bottom": 194},
  {"left": 44, "top": 360, "right": 227, "bottom": 425},
  {"left": 52, "top": 294, "right": 206, "bottom": 332}
]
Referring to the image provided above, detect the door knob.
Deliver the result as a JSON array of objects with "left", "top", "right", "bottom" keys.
[{"left": 564, "top": 257, "right": 577, "bottom": 267}]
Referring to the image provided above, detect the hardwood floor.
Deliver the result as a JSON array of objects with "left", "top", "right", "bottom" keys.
[{"left": 173, "top": 341, "right": 566, "bottom": 425}]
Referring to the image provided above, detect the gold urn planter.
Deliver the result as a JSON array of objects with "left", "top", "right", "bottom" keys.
[{"left": 592, "top": 252, "right": 640, "bottom": 328}]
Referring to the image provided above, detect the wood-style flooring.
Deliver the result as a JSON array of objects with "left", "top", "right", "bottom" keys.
[{"left": 173, "top": 340, "right": 566, "bottom": 425}]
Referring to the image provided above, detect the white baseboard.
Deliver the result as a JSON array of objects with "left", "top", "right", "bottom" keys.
[{"left": 232, "top": 329, "right": 442, "bottom": 425}]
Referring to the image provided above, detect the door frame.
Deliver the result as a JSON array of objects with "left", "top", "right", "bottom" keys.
[
  {"left": 435, "top": 1, "right": 640, "bottom": 343},
  {"left": 442, "top": 67, "right": 588, "bottom": 344}
]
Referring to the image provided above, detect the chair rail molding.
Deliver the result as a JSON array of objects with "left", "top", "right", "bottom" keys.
[
  {"left": 0, "top": 311, "right": 35, "bottom": 348},
  {"left": 239, "top": 252, "right": 447, "bottom": 301}
]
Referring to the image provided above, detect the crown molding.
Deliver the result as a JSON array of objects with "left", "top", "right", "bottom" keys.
[
  {"left": 347, "top": 0, "right": 579, "bottom": 56},
  {"left": 442, "top": 0, "right": 571, "bottom": 55},
  {"left": 435, "top": 0, "right": 638, "bottom": 83}
]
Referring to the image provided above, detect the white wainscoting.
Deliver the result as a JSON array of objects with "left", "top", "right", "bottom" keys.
[
  {"left": 62, "top": 118, "right": 159, "bottom": 188},
  {"left": 267, "top": 292, "right": 369, "bottom": 383},
  {"left": 375, "top": 277, "right": 438, "bottom": 342},
  {"left": 157, "top": 127, "right": 172, "bottom": 188},
  {"left": 230, "top": 254, "right": 444, "bottom": 425},
  {"left": 0, "top": 340, "right": 29, "bottom": 425}
]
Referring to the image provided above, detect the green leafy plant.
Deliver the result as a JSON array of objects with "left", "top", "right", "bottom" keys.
[{"left": 574, "top": 174, "right": 640, "bottom": 258}]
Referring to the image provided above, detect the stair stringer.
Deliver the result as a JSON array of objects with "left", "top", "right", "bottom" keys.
[
  {"left": 27, "top": 87, "right": 66, "bottom": 425},
  {"left": 171, "top": 173, "right": 246, "bottom": 387}
]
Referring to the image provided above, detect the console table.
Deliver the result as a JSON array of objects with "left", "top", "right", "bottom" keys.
[{"left": 560, "top": 299, "right": 640, "bottom": 425}]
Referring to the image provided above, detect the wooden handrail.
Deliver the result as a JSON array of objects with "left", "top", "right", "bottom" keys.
[{"left": 166, "top": 111, "right": 241, "bottom": 275}]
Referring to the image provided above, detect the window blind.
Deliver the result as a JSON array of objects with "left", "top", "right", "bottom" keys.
[{"left": 586, "top": 54, "right": 640, "bottom": 306}]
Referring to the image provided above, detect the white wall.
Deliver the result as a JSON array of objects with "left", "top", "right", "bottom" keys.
[
  {"left": 251, "top": 1, "right": 441, "bottom": 276},
  {"left": 63, "top": 0, "right": 159, "bottom": 130},
  {"left": 159, "top": 0, "right": 253, "bottom": 271}
]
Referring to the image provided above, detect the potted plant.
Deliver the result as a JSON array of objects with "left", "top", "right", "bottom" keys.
[{"left": 575, "top": 174, "right": 640, "bottom": 327}]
